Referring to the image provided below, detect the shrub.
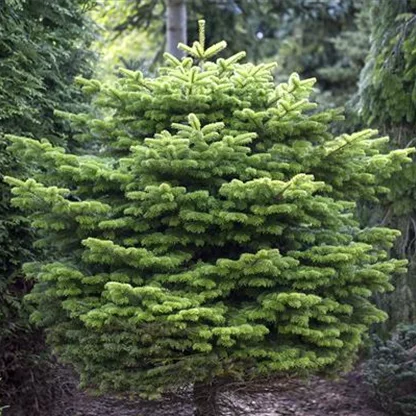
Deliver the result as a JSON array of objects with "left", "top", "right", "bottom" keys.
[{"left": 364, "top": 325, "right": 416, "bottom": 416}]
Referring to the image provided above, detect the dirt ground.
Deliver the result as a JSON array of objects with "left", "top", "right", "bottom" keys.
[{"left": 15, "top": 367, "right": 386, "bottom": 416}]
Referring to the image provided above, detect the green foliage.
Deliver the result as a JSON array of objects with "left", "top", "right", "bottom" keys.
[
  {"left": 0, "top": 0, "right": 96, "bottom": 143},
  {"left": 0, "top": 0, "right": 96, "bottom": 412},
  {"left": 357, "top": 0, "right": 416, "bottom": 212},
  {"left": 275, "top": 2, "right": 361, "bottom": 75},
  {"left": 92, "top": 0, "right": 371, "bottom": 137},
  {"left": 317, "top": 0, "right": 370, "bottom": 116},
  {"left": 356, "top": 0, "right": 416, "bottom": 327},
  {"left": 358, "top": 0, "right": 416, "bottom": 126},
  {"left": 94, "top": 0, "right": 363, "bottom": 71},
  {"left": 0, "top": 140, "right": 34, "bottom": 409},
  {"left": 364, "top": 325, "right": 416, "bottom": 416},
  {"left": 90, "top": 2, "right": 155, "bottom": 81},
  {"left": 95, "top": 0, "right": 268, "bottom": 64},
  {"left": 7, "top": 24, "right": 412, "bottom": 399}
]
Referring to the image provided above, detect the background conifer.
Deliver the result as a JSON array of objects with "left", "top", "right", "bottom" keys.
[
  {"left": 0, "top": 0, "right": 95, "bottom": 411},
  {"left": 356, "top": 0, "right": 416, "bottom": 328}
]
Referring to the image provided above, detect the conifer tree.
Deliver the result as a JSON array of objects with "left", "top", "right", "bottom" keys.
[
  {"left": 0, "top": 0, "right": 95, "bottom": 411},
  {"left": 6, "top": 21, "right": 413, "bottom": 415},
  {"left": 357, "top": 0, "right": 416, "bottom": 326}
]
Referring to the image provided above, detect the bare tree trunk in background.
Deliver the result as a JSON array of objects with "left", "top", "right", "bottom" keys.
[{"left": 166, "top": 0, "right": 187, "bottom": 58}]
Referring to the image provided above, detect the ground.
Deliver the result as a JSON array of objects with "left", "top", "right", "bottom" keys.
[{"left": 21, "top": 366, "right": 387, "bottom": 416}]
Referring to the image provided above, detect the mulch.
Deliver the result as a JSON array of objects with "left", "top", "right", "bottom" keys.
[{"left": 6, "top": 366, "right": 387, "bottom": 416}]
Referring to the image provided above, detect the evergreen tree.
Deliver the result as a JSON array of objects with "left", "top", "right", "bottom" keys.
[
  {"left": 357, "top": 0, "right": 416, "bottom": 326},
  {"left": 358, "top": 0, "right": 416, "bottom": 127},
  {"left": 6, "top": 22, "right": 413, "bottom": 415},
  {"left": 0, "top": 0, "right": 95, "bottom": 411},
  {"left": 0, "top": 0, "right": 95, "bottom": 144}
]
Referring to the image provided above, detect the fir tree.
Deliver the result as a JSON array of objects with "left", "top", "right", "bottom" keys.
[{"left": 6, "top": 21, "right": 413, "bottom": 415}]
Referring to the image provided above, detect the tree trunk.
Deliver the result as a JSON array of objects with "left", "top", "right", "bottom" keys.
[
  {"left": 193, "top": 381, "right": 219, "bottom": 416},
  {"left": 166, "top": 0, "right": 187, "bottom": 58}
]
